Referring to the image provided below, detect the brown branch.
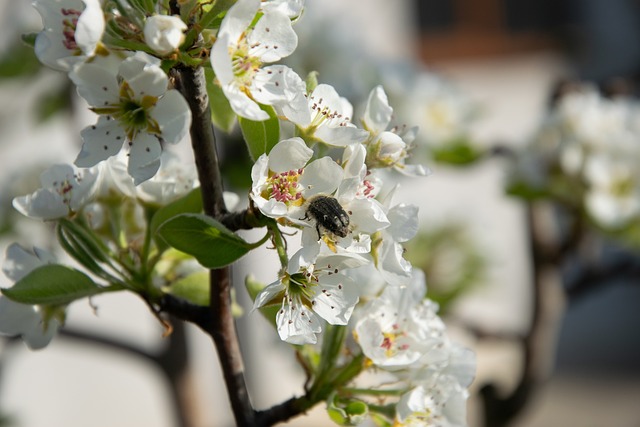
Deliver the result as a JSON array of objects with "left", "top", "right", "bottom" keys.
[{"left": 172, "top": 64, "right": 256, "bottom": 426}]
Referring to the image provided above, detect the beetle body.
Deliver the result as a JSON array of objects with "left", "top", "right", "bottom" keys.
[{"left": 304, "top": 195, "right": 350, "bottom": 239}]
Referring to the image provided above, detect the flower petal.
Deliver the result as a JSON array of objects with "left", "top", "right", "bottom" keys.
[
  {"left": 127, "top": 133, "right": 162, "bottom": 184},
  {"left": 151, "top": 90, "right": 191, "bottom": 144},
  {"left": 268, "top": 137, "right": 313, "bottom": 172},
  {"left": 299, "top": 157, "right": 344, "bottom": 197},
  {"left": 76, "top": 117, "right": 126, "bottom": 167},
  {"left": 276, "top": 300, "right": 321, "bottom": 344},
  {"left": 248, "top": 10, "right": 298, "bottom": 62},
  {"left": 363, "top": 85, "right": 393, "bottom": 134}
]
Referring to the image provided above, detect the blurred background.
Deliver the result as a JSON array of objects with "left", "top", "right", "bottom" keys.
[{"left": 1, "top": 0, "right": 640, "bottom": 426}]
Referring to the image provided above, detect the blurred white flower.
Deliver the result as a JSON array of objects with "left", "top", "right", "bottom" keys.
[
  {"left": 144, "top": 15, "right": 187, "bottom": 56},
  {"left": 33, "top": 0, "right": 105, "bottom": 71},
  {"left": 13, "top": 163, "right": 98, "bottom": 220},
  {"left": 0, "top": 244, "right": 60, "bottom": 350}
]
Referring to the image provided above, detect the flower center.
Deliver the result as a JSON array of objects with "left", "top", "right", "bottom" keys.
[
  {"left": 61, "top": 8, "right": 82, "bottom": 52},
  {"left": 231, "top": 42, "right": 261, "bottom": 87},
  {"left": 380, "top": 324, "right": 410, "bottom": 357},
  {"left": 266, "top": 168, "right": 304, "bottom": 204},
  {"left": 307, "top": 94, "right": 351, "bottom": 130}
]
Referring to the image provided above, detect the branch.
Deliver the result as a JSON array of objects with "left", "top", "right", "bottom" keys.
[
  {"left": 479, "top": 202, "right": 566, "bottom": 427},
  {"left": 173, "top": 64, "right": 256, "bottom": 426}
]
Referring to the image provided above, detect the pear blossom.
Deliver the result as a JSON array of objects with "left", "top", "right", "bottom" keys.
[
  {"left": 250, "top": 137, "right": 345, "bottom": 223},
  {"left": 361, "top": 86, "right": 430, "bottom": 176},
  {"left": 70, "top": 52, "right": 191, "bottom": 184},
  {"left": 285, "top": 83, "right": 370, "bottom": 147},
  {"left": 353, "top": 270, "right": 445, "bottom": 369},
  {"left": 0, "top": 244, "right": 60, "bottom": 350},
  {"left": 400, "top": 73, "right": 476, "bottom": 149},
  {"left": 144, "top": 15, "right": 187, "bottom": 56},
  {"left": 12, "top": 163, "right": 98, "bottom": 220},
  {"left": 583, "top": 153, "right": 640, "bottom": 228},
  {"left": 254, "top": 252, "right": 367, "bottom": 344},
  {"left": 210, "top": 0, "right": 303, "bottom": 121},
  {"left": 33, "top": 0, "right": 105, "bottom": 71},
  {"left": 395, "top": 377, "right": 469, "bottom": 427}
]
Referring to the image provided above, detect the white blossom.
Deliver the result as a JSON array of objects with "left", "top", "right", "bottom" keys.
[
  {"left": 354, "top": 270, "right": 445, "bottom": 369},
  {"left": 70, "top": 52, "right": 191, "bottom": 184},
  {"left": 33, "top": 0, "right": 105, "bottom": 71},
  {"left": 144, "top": 15, "right": 187, "bottom": 56},
  {"left": 13, "top": 163, "right": 98, "bottom": 220},
  {"left": 0, "top": 244, "right": 60, "bottom": 350},
  {"left": 253, "top": 252, "right": 367, "bottom": 344},
  {"left": 284, "top": 83, "right": 369, "bottom": 147},
  {"left": 250, "top": 137, "right": 344, "bottom": 224},
  {"left": 362, "top": 86, "right": 430, "bottom": 175},
  {"left": 210, "top": 0, "right": 302, "bottom": 121}
]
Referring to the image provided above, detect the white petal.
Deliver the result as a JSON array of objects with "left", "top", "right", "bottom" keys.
[
  {"left": 252, "top": 281, "right": 284, "bottom": 309},
  {"left": 120, "top": 53, "right": 168, "bottom": 98},
  {"left": 387, "top": 204, "right": 419, "bottom": 242},
  {"left": 276, "top": 300, "right": 321, "bottom": 344},
  {"left": 268, "top": 137, "right": 313, "bottom": 172},
  {"left": 342, "top": 144, "right": 367, "bottom": 180},
  {"left": 299, "top": 157, "right": 344, "bottom": 197},
  {"left": 379, "top": 241, "right": 412, "bottom": 286},
  {"left": 13, "top": 189, "right": 68, "bottom": 220},
  {"left": 315, "top": 125, "right": 369, "bottom": 147},
  {"left": 2, "top": 243, "right": 54, "bottom": 282},
  {"left": 347, "top": 198, "right": 390, "bottom": 234},
  {"left": 311, "top": 274, "right": 358, "bottom": 325},
  {"left": 222, "top": 83, "right": 269, "bottom": 121},
  {"left": 76, "top": 117, "right": 126, "bottom": 167},
  {"left": 248, "top": 10, "right": 297, "bottom": 62},
  {"left": 152, "top": 90, "right": 191, "bottom": 144},
  {"left": 210, "top": 33, "right": 235, "bottom": 86},
  {"left": 219, "top": 0, "right": 260, "bottom": 42},
  {"left": 76, "top": 0, "right": 105, "bottom": 56},
  {"left": 128, "top": 133, "right": 162, "bottom": 184},
  {"left": 70, "top": 62, "right": 119, "bottom": 107},
  {"left": 363, "top": 85, "right": 393, "bottom": 133}
]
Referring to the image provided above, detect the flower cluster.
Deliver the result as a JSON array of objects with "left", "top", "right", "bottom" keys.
[
  {"left": 509, "top": 84, "right": 640, "bottom": 231},
  {"left": 1, "top": 0, "right": 476, "bottom": 425}
]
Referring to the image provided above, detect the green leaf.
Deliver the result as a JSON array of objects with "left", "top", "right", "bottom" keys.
[
  {"left": 156, "top": 213, "right": 250, "bottom": 268},
  {"left": 164, "top": 271, "right": 209, "bottom": 306},
  {"left": 2, "top": 265, "right": 103, "bottom": 305},
  {"left": 150, "top": 188, "right": 203, "bottom": 249},
  {"left": 205, "top": 68, "right": 237, "bottom": 132},
  {"left": 238, "top": 104, "right": 280, "bottom": 161},
  {"left": 431, "top": 140, "right": 483, "bottom": 165}
]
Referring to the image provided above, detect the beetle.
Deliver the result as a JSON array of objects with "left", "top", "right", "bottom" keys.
[{"left": 303, "top": 195, "right": 350, "bottom": 239}]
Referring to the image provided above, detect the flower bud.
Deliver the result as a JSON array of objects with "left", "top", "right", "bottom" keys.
[{"left": 144, "top": 15, "right": 187, "bottom": 55}]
